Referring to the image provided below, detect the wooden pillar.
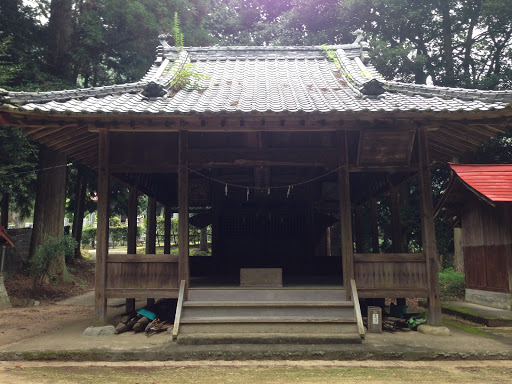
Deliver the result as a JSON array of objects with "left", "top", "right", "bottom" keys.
[
  {"left": 164, "top": 206, "right": 172, "bottom": 255},
  {"left": 417, "top": 127, "right": 442, "bottom": 325},
  {"left": 146, "top": 196, "right": 157, "bottom": 306},
  {"left": 95, "top": 129, "right": 110, "bottom": 324},
  {"left": 370, "top": 198, "right": 379, "bottom": 253},
  {"left": 338, "top": 131, "right": 354, "bottom": 299},
  {"left": 390, "top": 186, "right": 401, "bottom": 253},
  {"left": 354, "top": 206, "right": 364, "bottom": 254},
  {"left": 178, "top": 130, "right": 189, "bottom": 296},
  {"left": 390, "top": 185, "right": 406, "bottom": 306},
  {"left": 126, "top": 187, "right": 138, "bottom": 313},
  {"left": 146, "top": 197, "right": 157, "bottom": 254},
  {"left": 326, "top": 227, "right": 332, "bottom": 256}
]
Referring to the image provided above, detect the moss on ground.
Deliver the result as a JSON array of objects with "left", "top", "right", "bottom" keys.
[{"left": 442, "top": 319, "right": 493, "bottom": 338}]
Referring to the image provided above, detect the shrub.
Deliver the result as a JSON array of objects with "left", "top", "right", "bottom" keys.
[
  {"left": 30, "top": 235, "right": 77, "bottom": 287},
  {"left": 439, "top": 268, "right": 465, "bottom": 300}
]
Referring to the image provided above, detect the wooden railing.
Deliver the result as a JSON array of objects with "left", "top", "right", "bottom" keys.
[
  {"left": 105, "top": 254, "right": 180, "bottom": 299},
  {"left": 350, "top": 279, "right": 366, "bottom": 339},
  {"left": 354, "top": 253, "right": 429, "bottom": 298}
]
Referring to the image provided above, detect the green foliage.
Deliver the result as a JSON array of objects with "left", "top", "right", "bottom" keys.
[
  {"left": 173, "top": 12, "right": 184, "bottom": 51},
  {"left": 439, "top": 268, "right": 466, "bottom": 300},
  {"left": 30, "top": 235, "right": 77, "bottom": 284},
  {"left": 0, "top": 126, "right": 38, "bottom": 219},
  {"left": 81, "top": 228, "right": 97, "bottom": 248},
  {"left": 170, "top": 62, "right": 209, "bottom": 91}
]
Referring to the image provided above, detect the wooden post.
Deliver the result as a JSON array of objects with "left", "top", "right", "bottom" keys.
[
  {"left": 370, "top": 198, "right": 379, "bottom": 253},
  {"left": 417, "top": 127, "right": 442, "bottom": 325},
  {"left": 178, "top": 131, "right": 189, "bottom": 296},
  {"left": 146, "top": 196, "right": 157, "bottom": 254},
  {"left": 354, "top": 206, "right": 364, "bottom": 254},
  {"left": 126, "top": 187, "right": 138, "bottom": 313},
  {"left": 95, "top": 129, "right": 110, "bottom": 324},
  {"left": 390, "top": 186, "right": 401, "bottom": 253},
  {"left": 338, "top": 131, "right": 354, "bottom": 299},
  {"left": 146, "top": 196, "right": 157, "bottom": 306},
  {"left": 390, "top": 185, "right": 406, "bottom": 306},
  {"left": 164, "top": 206, "right": 172, "bottom": 255}
]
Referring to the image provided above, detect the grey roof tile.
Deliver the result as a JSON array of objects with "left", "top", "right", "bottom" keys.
[{"left": 2, "top": 45, "right": 511, "bottom": 117}]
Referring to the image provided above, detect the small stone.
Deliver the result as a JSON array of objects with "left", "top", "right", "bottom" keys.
[
  {"left": 34, "top": 300, "right": 40, "bottom": 306},
  {"left": 417, "top": 325, "right": 451, "bottom": 336},
  {"left": 83, "top": 325, "right": 116, "bottom": 336}
]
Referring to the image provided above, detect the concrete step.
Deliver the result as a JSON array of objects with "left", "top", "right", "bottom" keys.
[
  {"left": 188, "top": 288, "right": 346, "bottom": 302},
  {"left": 178, "top": 322, "right": 359, "bottom": 335},
  {"left": 176, "top": 332, "right": 363, "bottom": 345},
  {"left": 180, "top": 316, "right": 357, "bottom": 324},
  {"left": 181, "top": 301, "right": 355, "bottom": 318},
  {"left": 183, "top": 300, "right": 353, "bottom": 307}
]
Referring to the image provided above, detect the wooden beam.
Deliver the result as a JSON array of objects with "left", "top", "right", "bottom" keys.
[
  {"left": 338, "top": 131, "right": 354, "bottom": 300},
  {"left": 105, "top": 288, "right": 179, "bottom": 299},
  {"left": 186, "top": 148, "right": 338, "bottom": 167},
  {"left": 417, "top": 126, "right": 442, "bottom": 326},
  {"left": 107, "top": 254, "right": 179, "bottom": 263},
  {"left": 354, "top": 253, "right": 425, "bottom": 263},
  {"left": 94, "top": 129, "right": 109, "bottom": 324},
  {"left": 178, "top": 130, "right": 189, "bottom": 297}
]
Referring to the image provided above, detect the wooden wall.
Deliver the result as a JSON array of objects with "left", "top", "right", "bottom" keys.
[
  {"left": 462, "top": 201, "right": 512, "bottom": 293},
  {"left": 354, "top": 253, "right": 429, "bottom": 298},
  {"left": 105, "top": 254, "right": 179, "bottom": 298}
]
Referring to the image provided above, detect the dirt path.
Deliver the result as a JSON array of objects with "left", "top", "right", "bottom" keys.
[
  {"left": 0, "top": 304, "right": 93, "bottom": 348},
  {"left": 1, "top": 360, "right": 511, "bottom": 384}
]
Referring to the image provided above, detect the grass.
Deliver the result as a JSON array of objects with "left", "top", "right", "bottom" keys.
[
  {"left": 6, "top": 365, "right": 512, "bottom": 384},
  {"left": 443, "top": 319, "right": 493, "bottom": 338},
  {"left": 439, "top": 268, "right": 465, "bottom": 300}
]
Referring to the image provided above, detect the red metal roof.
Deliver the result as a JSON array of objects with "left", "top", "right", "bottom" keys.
[{"left": 449, "top": 163, "right": 512, "bottom": 202}]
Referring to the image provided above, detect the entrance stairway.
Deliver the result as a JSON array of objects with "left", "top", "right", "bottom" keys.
[{"left": 175, "top": 287, "right": 364, "bottom": 344}]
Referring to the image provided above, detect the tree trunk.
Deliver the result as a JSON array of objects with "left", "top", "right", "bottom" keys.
[
  {"left": 200, "top": 227, "right": 208, "bottom": 252},
  {"left": 29, "top": 146, "right": 67, "bottom": 281},
  {"left": 1, "top": 193, "right": 8, "bottom": 228},
  {"left": 47, "top": 0, "right": 73, "bottom": 82},
  {"left": 72, "top": 172, "right": 87, "bottom": 261},
  {"left": 438, "top": 0, "right": 455, "bottom": 86}
]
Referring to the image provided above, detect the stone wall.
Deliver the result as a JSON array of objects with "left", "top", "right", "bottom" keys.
[{"left": 2, "top": 228, "right": 31, "bottom": 273}]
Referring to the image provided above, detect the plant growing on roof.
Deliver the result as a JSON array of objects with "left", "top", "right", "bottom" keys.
[{"left": 166, "top": 13, "right": 209, "bottom": 93}]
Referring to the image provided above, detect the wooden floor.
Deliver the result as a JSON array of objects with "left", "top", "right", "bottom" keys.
[{"left": 189, "top": 274, "right": 344, "bottom": 288}]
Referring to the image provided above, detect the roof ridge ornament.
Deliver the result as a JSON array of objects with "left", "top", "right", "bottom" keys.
[
  {"left": 141, "top": 81, "right": 167, "bottom": 98},
  {"left": 352, "top": 29, "right": 364, "bottom": 45},
  {"left": 351, "top": 29, "right": 370, "bottom": 63},
  {"left": 158, "top": 34, "right": 172, "bottom": 48},
  {"left": 360, "top": 79, "right": 386, "bottom": 97}
]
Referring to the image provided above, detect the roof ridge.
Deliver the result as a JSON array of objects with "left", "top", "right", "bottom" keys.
[{"left": 388, "top": 81, "right": 512, "bottom": 103}]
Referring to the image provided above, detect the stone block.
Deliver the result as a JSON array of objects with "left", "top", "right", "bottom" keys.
[
  {"left": 240, "top": 268, "right": 282, "bottom": 287},
  {"left": 83, "top": 325, "right": 116, "bottom": 336}
]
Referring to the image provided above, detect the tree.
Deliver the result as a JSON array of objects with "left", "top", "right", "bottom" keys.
[{"left": 29, "top": 146, "right": 68, "bottom": 282}]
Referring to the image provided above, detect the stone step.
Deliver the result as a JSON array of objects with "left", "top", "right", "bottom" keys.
[
  {"left": 180, "top": 316, "right": 357, "bottom": 324},
  {"left": 176, "top": 333, "right": 363, "bottom": 345},
  {"left": 181, "top": 302, "right": 355, "bottom": 318},
  {"left": 188, "top": 288, "right": 346, "bottom": 301},
  {"left": 183, "top": 300, "right": 353, "bottom": 307},
  {"left": 178, "top": 322, "right": 359, "bottom": 335}
]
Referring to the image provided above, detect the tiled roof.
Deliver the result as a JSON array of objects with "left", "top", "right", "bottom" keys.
[
  {"left": 1, "top": 42, "right": 512, "bottom": 116},
  {"left": 449, "top": 163, "right": 512, "bottom": 202}
]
